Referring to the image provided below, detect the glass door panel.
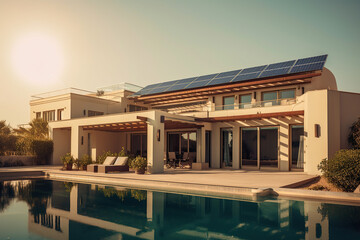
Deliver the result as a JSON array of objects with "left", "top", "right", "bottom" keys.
[
  {"left": 168, "top": 133, "right": 180, "bottom": 154},
  {"left": 260, "top": 127, "right": 278, "bottom": 167},
  {"left": 205, "top": 131, "right": 211, "bottom": 166},
  {"left": 291, "top": 125, "right": 304, "bottom": 169},
  {"left": 241, "top": 128, "right": 258, "bottom": 167},
  {"left": 221, "top": 129, "right": 233, "bottom": 167},
  {"left": 181, "top": 133, "right": 188, "bottom": 154},
  {"left": 189, "top": 132, "right": 197, "bottom": 153}
]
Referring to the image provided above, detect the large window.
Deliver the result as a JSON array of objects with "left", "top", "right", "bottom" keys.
[
  {"left": 291, "top": 125, "right": 304, "bottom": 169},
  {"left": 43, "top": 110, "right": 55, "bottom": 122},
  {"left": 223, "top": 96, "right": 235, "bottom": 110},
  {"left": 88, "top": 110, "right": 104, "bottom": 117},
  {"left": 241, "top": 128, "right": 257, "bottom": 166},
  {"left": 131, "top": 134, "right": 147, "bottom": 157},
  {"left": 168, "top": 132, "right": 196, "bottom": 156},
  {"left": 241, "top": 127, "right": 279, "bottom": 168},
  {"left": 129, "top": 105, "right": 148, "bottom": 112},
  {"left": 260, "top": 127, "right": 278, "bottom": 167},
  {"left": 57, "top": 109, "right": 64, "bottom": 120},
  {"left": 239, "top": 94, "right": 252, "bottom": 109},
  {"left": 262, "top": 89, "right": 295, "bottom": 106},
  {"left": 221, "top": 129, "right": 233, "bottom": 167}
]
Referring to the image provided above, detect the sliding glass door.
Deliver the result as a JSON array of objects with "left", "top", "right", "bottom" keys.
[
  {"left": 290, "top": 125, "right": 304, "bottom": 169},
  {"left": 167, "top": 132, "right": 197, "bottom": 158},
  {"left": 241, "top": 127, "right": 279, "bottom": 168},
  {"left": 131, "top": 133, "right": 147, "bottom": 157},
  {"left": 241, "top": 128, "right": 257, "bottom": 166},
  {"left": 260, "top": 127, "right": 278, "bottom": 167},
  {"left": 221, "top": 129, "right": 233, "bottom": 168}
]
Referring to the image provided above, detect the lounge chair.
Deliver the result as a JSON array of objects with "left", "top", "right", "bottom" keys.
[
  {"left": 179, "top": 152, "right": 190, "bottom": 168},
  {"left": 87, "top": 156, "right": 117, "bottom": 173},
  {"left": 167, "top": 152, "right": 177, "bottom": 168},
  {"left": 98, "top": 157, "right": 129, "bottom": 173}
]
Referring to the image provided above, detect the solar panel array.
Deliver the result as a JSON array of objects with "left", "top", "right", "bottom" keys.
[{"left": 132, "top": 55, "right": 327, "bottom": 97}]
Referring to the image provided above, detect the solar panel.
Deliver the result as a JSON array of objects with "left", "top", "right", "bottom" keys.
[
  {"left": 185, "top": 80, "right": 211, "bottom": 89},
  {"left": 173, "top": 77, "right": 197, "bottom": 85},
  {"left": 166, "top": 83, "right": 190, "bottom": 92},
  {"left": 207, "top": 76, "right": 234, "bottom": 86},
  {"left": 290, "top": 62, "right": 325, "bottom": 74},
  {"left": 216, "top": 70, "right": 241, "bottom": 78},
  {"left": 240, "top": 65, "right": 267, "bottom": 74},
  {"left": 295, "top": 55, "right": 327, "bottom": 65},
  {"left": 266, "top": 60, "right": 295, "bottom": 70},
  {"left": 232, "top": 72, "right": 261, "bottom": 82},
  {"left": 196, "top": 73, "right": 218, "bottom": 81},
  {"left": 132, "top": 54, "right": 328, "bottom": 96},
  {"left": 259, "top": 67, "right": 291, "bottom": 78}
]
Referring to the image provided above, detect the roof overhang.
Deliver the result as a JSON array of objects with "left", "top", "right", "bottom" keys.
[{"left": 131, "top": 72, "right": 320, "bottom": 106}]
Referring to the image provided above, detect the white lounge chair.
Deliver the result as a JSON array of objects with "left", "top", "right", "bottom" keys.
[{"left": 87, "top": 156, "right": 117, "bottom": 172}]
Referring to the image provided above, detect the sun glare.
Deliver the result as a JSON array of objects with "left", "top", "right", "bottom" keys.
[{"left": 11, "top": 32, "right": 64, "bottom": 85}]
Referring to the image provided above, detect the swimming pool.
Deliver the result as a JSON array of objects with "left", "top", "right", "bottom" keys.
[{"left": 0, "top": 179, "right": 359, "bottom": 239}]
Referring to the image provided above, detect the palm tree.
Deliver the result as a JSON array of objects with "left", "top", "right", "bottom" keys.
[{"left": 14, "top": 119, "right": 49, "bottom": 140}]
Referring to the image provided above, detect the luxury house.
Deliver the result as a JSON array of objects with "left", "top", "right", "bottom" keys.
[{"left": 30, "top": 55, "right": 360, "bottom": 174}]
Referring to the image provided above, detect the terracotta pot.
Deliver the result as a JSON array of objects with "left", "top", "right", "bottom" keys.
[{"left": 135, "top": 169, "right": 145, "bottom": 174}]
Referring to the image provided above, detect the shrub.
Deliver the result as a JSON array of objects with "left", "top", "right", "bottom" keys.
[
  {"left": 61, "top": 153, "right": 74, "bottom": 165},
  {"left": 129, "top": 156, "right": 147, "bottom": 171},
  {"left": 31, "top": 140, "right": 54, "bottom": 165},
  {"left": 318, "top": 149, "right": 360, "bottom": 192},
  {"left": 80, "top": 154, "right": 92, "bottom": 167},
  {"left": 348, "top": 118, "right": 360, "bottom": 149}
]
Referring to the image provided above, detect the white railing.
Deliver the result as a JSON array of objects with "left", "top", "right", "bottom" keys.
[
  {"left": 31, "top": 88, "right": 95, "bottom": 100},
  {"left": 215, "top": 98, "right": 296, "bottom": 111}
]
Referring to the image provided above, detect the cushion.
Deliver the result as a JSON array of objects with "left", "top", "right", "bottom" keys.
[
  {"left": 113, "top": 157, "right": 128, "bottom": 166},
  {"left": 103, "top": 156, "right": 117, "bottom": 165}
]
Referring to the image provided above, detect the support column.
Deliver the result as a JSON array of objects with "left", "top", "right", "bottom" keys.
[
  {"left": 71, "top": 125, "right": 81, "bottom": 159},
  {"left": 233, "top": 126, "right": 240, "bottom": 169},
  {"left": 211, "top": 124, "right": 221, "bottom": 168},
  {"left": 196, "top": 127, "right": 205, "bottom": 163},
  {"left": 147, "top": 112, "right": 165, "bottom": 174}
]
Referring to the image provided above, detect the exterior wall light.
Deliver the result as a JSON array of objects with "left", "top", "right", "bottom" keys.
[{"left": 157, "top": 129, "right": 161, "bottom": 141}]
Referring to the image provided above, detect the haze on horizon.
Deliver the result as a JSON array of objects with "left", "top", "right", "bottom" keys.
[{"left": 0, "top": 0, "right": 359, "bottom": 127}]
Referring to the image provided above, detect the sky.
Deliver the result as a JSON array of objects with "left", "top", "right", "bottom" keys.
[{"left": 0, "top": 0, "right": 360, "bottom": 127}]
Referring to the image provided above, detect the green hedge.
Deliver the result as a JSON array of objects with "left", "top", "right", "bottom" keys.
[
  {"left": 318, "top": 149, "right": 360, "bottom": 192},
  {"left": 31, "top": 140, "right": 54, "bottom": 165}
]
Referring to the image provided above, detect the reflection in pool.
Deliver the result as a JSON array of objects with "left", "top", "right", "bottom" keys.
[{"left": 0, "top": 179, "right": 360, "bottom": 240}]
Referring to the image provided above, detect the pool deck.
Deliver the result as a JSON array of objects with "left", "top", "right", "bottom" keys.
[{"left": 1, "top": 166, "right": 360, "bottom": 204}]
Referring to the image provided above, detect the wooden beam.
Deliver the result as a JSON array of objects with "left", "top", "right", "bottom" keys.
[
  {"left": 137, "top": 116, "right": 148, "bottom": 122},
  {"left": 195, "top": 110, "right": 304, "bottom": 122}
]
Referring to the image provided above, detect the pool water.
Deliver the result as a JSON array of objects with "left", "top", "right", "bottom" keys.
[{"left": 0, "top": 179, "right": 359, "bottom": 240}]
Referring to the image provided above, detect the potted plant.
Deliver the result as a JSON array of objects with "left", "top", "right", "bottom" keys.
[
  {"left": 61, "top": 153, "right": 74, "bottom": 170},
  {"left": 80, "top": 154, "right": 92, "bottom": 170},
  {"left": 129, "top": 156, "right": 147, "bottom": 174}
]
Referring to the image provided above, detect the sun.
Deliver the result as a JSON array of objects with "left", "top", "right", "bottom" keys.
[{"left": 11, "top": 32, "right": 64, "bottom": 85}]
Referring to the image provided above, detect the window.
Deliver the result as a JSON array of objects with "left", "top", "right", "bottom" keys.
[
  {"left": 36, "top": 112, "right": 41, "bottom": 119},
  {"left": 239, "top": 94, "right": 252, "bottom": 109},
  {"left": 43, "top": 110, "right": 55, "bottom": 122},
  {"left": 262, "top": 88, "right": 295, "bottom": 106},
  {"left": 279, "top": 89, "right": 295, "bottom": 99},
  {"left": 57, "top": 109, "right": 64, "bottom": 120},
  {"left": 88, "top": 110, "right": 104, "bottom": 117},
  {"left": 223, "top": 96, "right": 235, "bottom": 110},
  {"left": 129, "top": 105, "right": 147, "bottom": 112}
]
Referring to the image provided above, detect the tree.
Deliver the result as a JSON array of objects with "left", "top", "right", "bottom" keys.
[
  {"left": 348, "top": 118, "right": 360, "bottom": 149},
  {"left": 0, "top": 120, "right": 17, "bottom": 155},
  {"left": 14, "top": 118, "right": 49, "bottom": 140}
]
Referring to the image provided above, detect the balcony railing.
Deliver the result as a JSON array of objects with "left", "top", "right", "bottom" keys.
[{"left": 215, "top": 98, "right": 296, "bottom": 111}]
